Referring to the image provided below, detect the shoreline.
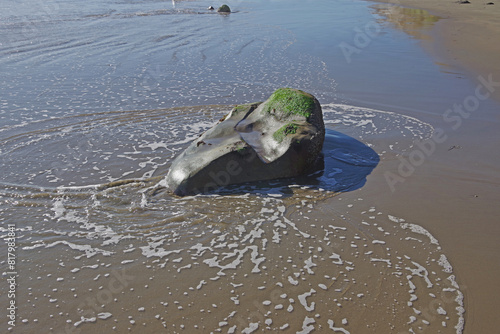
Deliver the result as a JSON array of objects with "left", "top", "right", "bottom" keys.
[
  {"left": 362, "top": 1, "right": 500, "bottom": 333},
  {"left": 369, "top": 0, "right": 500, "bottom": 103}
]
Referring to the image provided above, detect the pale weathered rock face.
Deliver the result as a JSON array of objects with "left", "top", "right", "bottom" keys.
[{"left": 165, "top": 88, "right": 325, "bottom": 196}]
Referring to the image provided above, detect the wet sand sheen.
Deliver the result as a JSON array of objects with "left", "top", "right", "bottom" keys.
[
  {"left": 370, "top": 0, "right": 500, "bottom": 103},
  {"left": 363, "top": 2, "right": 500, "bottom": 333}
]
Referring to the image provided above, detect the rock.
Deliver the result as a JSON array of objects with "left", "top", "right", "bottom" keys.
[
  {"left": 217, "top": 4, "right": 231, "bottom": 13},
  {"left": 165, "top": 88, "right": 325, "bottom": 196}
]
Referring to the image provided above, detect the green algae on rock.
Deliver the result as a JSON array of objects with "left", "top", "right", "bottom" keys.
[
  {"left": 217, "top": 4, "right": 231, "bottom": 13},
  {"left": 273, "top": 123, "right": 300, "bottom": 143},
  {"left": 264, "top": 88, "right": 316, "bottom": 119},
  {"left": 165, "top": 89, "right": 325, "bottom": 196}
]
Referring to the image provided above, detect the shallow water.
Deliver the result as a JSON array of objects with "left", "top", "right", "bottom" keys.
[
  {"left": 1, "top": 0, "right": 468, "bottom": 333},
  {"left": 0, "top": 103, "right": 464, "bottom": 333}
]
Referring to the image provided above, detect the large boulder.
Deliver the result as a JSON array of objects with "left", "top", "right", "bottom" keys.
[{"left": 165, "top": 88, "right": 325, "bottom": 196}]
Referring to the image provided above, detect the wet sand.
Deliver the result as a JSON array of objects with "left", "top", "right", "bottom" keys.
[
  {"left": 372, "top": 0, "right": 500, "bottom": 103},
  {"left": 366, "top": 1, "right": 500, "bottom": 333}
]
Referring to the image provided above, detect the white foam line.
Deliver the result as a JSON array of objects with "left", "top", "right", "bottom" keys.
[
  {"left": 304, "top": 257, "right": 317, "bottom": 274},
  {"left": 203, "top": 245, "right": 265, "bottom": 275},
  {"left": 400, "top": 222, "right": 439, "bottom": 246},
  {"left": 407, "top": 261, "right": 433, "bottom": 288},
  {"left": 23, "top": 240, "right": 113, "bottom": 257},
  {"left": 283, "top": 216, "right": 310, "bottom": 238},
  {"left": 241, "top": 322, "right": 259, "bottom": 334},
  {"left": 140, "top": 246, "right": 182, "bottom": 258},
  {"left": 370, "top": 258, "right": 392, "bottom": 266},
  {"left": 323, "top": 103, "right": 433, "bottom": 129},
  {"left": 74, "top": 316, "right": 96, "bottom": 327},
  {"left": 297, "top": 316, "right": 315, "bottom": 334},
  {"left": 327, "top": 319, "right": 350, "bottom": 333},
  {"left": 298, "top": 289, "right": 316, "bottom": 312},
  {"left": 447, "top": 275, "right": 465, "bottom": 334},
  {"left": 438, "top": 254, "right": 453, "bottom": 273}
]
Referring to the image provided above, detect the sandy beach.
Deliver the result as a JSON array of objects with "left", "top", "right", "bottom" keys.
[
  {"left": 367, "top": 1, "right": 500, "bottom": 332},
  {"left": 374, "top": 0, "right": 500, "bottom": 102}
]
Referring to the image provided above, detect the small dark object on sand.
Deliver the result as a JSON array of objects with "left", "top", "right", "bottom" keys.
[
  {"left": 217, "top": 4, "right": 231, "bottom": 13},
  {"left": 486, "top": 1, "right": 494, "bottom": 4},
  {"left": 459, "top": 0, "right": 471, "bottom": 3}
]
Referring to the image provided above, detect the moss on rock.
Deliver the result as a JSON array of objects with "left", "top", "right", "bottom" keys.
[
  {"left": 273, "top": 123, "right": 300, "bottom": 143},
  {"left": 217, "top": 4, "right": 231, "bottom": 13},
  {"left": 263, "top": 88, "right": 315, "bottom": 119}
]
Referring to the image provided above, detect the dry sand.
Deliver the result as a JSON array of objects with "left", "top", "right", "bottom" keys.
[{"left": 366, "top": 1, "right": 500, "bottom": 332}]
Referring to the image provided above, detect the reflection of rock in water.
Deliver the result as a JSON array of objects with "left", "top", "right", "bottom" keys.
[
  {"left": 2, "top": 103, "right": 463, "bottom": 333},
  {"left": 374, "top": 5, "right": 441, "bottom": 41},
  {"left": 311, "top": 130, "right": 380, "bottom": 192}
]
